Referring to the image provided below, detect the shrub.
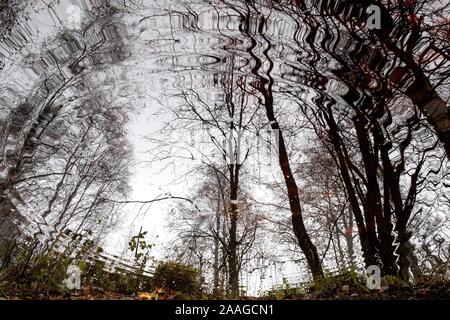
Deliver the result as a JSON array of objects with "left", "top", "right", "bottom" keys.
[
  {"left": 312, "top": 268, "right": 368, "bottom": 298},
  {"left": 152, "top": 261, "right": 201, "bottom": 298},
  {"left": 264, "top": 278, "right": 304, "bottom": 300},
  {"left": 1, "top": 248, "right": 72, "bottom": 295}
]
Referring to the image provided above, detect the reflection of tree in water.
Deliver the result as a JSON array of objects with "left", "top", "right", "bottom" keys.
[{"left": 0, "top": 0, "right": 449, "bottom": 299}]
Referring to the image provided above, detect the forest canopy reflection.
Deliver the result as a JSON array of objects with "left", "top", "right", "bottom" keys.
[{"left": 0, "top": 0, "right": 449, "bottom": 300}]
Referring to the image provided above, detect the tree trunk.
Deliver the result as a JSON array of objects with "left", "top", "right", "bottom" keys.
[
  {"left": 343, "top": 203, "right": 355, "bottom": 266},
  {"left": 242, "top": 9, "right": 323, "bottom": 279},
  {"left": 213, "top": 197, "right": 221, "bottom": 295},
  {"left": 272, "top": 120, "right": 323, "bottom": 278},
  {"left": 324, "top": 108, "right": 379, "bottom": 267},
  {"left": 227, "top": 164, "right": 240, "bottom": 297},
  {"left": 353, "top": 113, "right": 397, "bottom": 275}
]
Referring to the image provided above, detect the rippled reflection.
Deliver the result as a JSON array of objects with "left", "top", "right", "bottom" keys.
[{"left": 0, "top": 0, "right": 449, "bottom": 295}]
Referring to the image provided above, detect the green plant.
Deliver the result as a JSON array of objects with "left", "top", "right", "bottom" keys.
[
  {"left": 128, "top": 228, "right": 154, "bottom": 268},
  {"left": 8, "top": 250, "right": 73, "bottom": 294},
  {"left": 264, "top": 278, "right": 304, "bottom": 300},
  {"left": 382, "top": 275, "right": 402, "bottom": 287},
  {"left": 312, "top": 268, "right": 369, "bottom": 298},
  {"left": 128, "top": 228, "right": 155, "bottom": 290}
]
